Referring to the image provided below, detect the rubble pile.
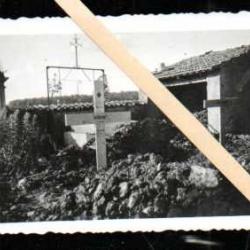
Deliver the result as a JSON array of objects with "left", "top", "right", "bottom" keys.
[
  {"left": 0, "top": 151, "right": 223, "bottom": 221},
  {"left": 5, "top": 149, "right": 249, "bottom": 222},
  {"left": 90, "top": 153, "right": 220, "bottom": 219},
  {"left": 107, "top": 118, "right": 193, "bottom": 162},
  {"left": 1, "top": 111, "right": 250, "bottom": 221},
  {"left": 0, "top": 146, "right": 97, "bottom": 222}
]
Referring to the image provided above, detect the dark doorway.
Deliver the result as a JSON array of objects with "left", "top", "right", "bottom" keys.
[
  {"left": 169, "top": 82, "right": 207, "bottom": 112},
  {"left": 145, "top": 81, "right": 207, "bottom": 120}
]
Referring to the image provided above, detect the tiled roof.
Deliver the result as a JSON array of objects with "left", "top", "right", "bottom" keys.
[
  {"left": 23, "top": 100, "right": 145, "bottom": 112},
  {"left": 155, "top": 45, "right": 250, "bottom": 81}
]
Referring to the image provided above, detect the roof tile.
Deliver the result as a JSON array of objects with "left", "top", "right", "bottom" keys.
[
  {"left": 155, "top": 45, "right": 250, "bottom": 80},
  {"left": 23, "top": 100, "right": 145, "bottom": 112}
]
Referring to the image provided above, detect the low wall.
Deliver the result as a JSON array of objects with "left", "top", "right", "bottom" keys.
[{"left": 64, "top": 121, "right": 135, "bottom": 148}]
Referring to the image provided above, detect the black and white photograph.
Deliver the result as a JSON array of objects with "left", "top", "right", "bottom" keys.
[{"left": 1, "top": 22, "right": 250, "bottom": 225}]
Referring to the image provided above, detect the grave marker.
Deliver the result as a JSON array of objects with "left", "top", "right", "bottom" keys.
[
  {"left": 93, "top": 75, "right": 107, "bottom": 170},
  {"left": 65, "top": 75, "right": 132, "bottom": 170}
]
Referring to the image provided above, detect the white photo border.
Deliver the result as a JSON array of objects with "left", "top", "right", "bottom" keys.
[{"left": 0, "top": 13, "right": 250, "bottom": 233}]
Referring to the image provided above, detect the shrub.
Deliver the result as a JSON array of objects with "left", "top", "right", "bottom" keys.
[
  {"left": 0, "top": 117, "right": 9, "bottom": 148},
  {"left": 0, "top": 111, "right": 42, "bottom": 178}
]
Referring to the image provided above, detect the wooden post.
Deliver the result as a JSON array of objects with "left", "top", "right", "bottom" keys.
[
  {"left": 0, "top": 84, "right": 5, "bottom": 110},
  {"left": 0, "top": 74, "right": 7, "bottom": 118},
  {"left": 94, "top": 74, "right": 107, "bottom": 170}
]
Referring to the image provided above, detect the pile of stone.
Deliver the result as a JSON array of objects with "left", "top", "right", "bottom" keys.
[
  {"left": 2, "top": 123, "right": 250, "bottom": 221},
  {"left": 85, "top": 153, "right": 219, "bottom": 219},
  {"left": 1, "top": 150, "right": 222, "bottom": 221}
]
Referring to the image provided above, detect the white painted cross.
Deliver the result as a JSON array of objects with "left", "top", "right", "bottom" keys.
[
  {"left": 65, "top": 75, "right": 132, "bottom": 170},
  {"left": 93, "top": 75, "right": 107, "bottom": 169}
]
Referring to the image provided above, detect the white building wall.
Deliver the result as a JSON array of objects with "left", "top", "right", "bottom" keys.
[{"left": 206, "top": 73, "right": 222, "bottom": 141}]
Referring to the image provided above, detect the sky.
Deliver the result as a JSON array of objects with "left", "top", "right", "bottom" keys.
[{"left": 1, "top": 29, "right": 250, "bottom": 103}]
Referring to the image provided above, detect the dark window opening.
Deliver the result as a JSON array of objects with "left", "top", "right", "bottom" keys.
[{"left": 169, "top": 82, "right": 207, "bottom": 112}]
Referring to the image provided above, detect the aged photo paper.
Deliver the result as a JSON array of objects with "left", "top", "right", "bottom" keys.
[{"left": 0, "top": 9, "right": 250, "bottom": 233}]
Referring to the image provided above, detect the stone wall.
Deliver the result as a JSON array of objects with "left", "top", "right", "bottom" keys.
[{"left": 220, "top": 53, "right": 250, "bottom": 133}]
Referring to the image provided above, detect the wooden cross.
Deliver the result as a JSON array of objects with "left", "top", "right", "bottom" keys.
[
  {"left": 65, "top": 75, "right": 132, "bottom": 170},
  {"left": 93, "top": 75, "right": 107, "bottom": 169}
]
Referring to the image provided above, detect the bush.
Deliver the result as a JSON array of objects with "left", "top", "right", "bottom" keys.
[
  {"left": 0, "top": 110, "right": 43, "bottom": 178},
  {"left": 0, "top": 117, "right": 9, "bottom": 148}
]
